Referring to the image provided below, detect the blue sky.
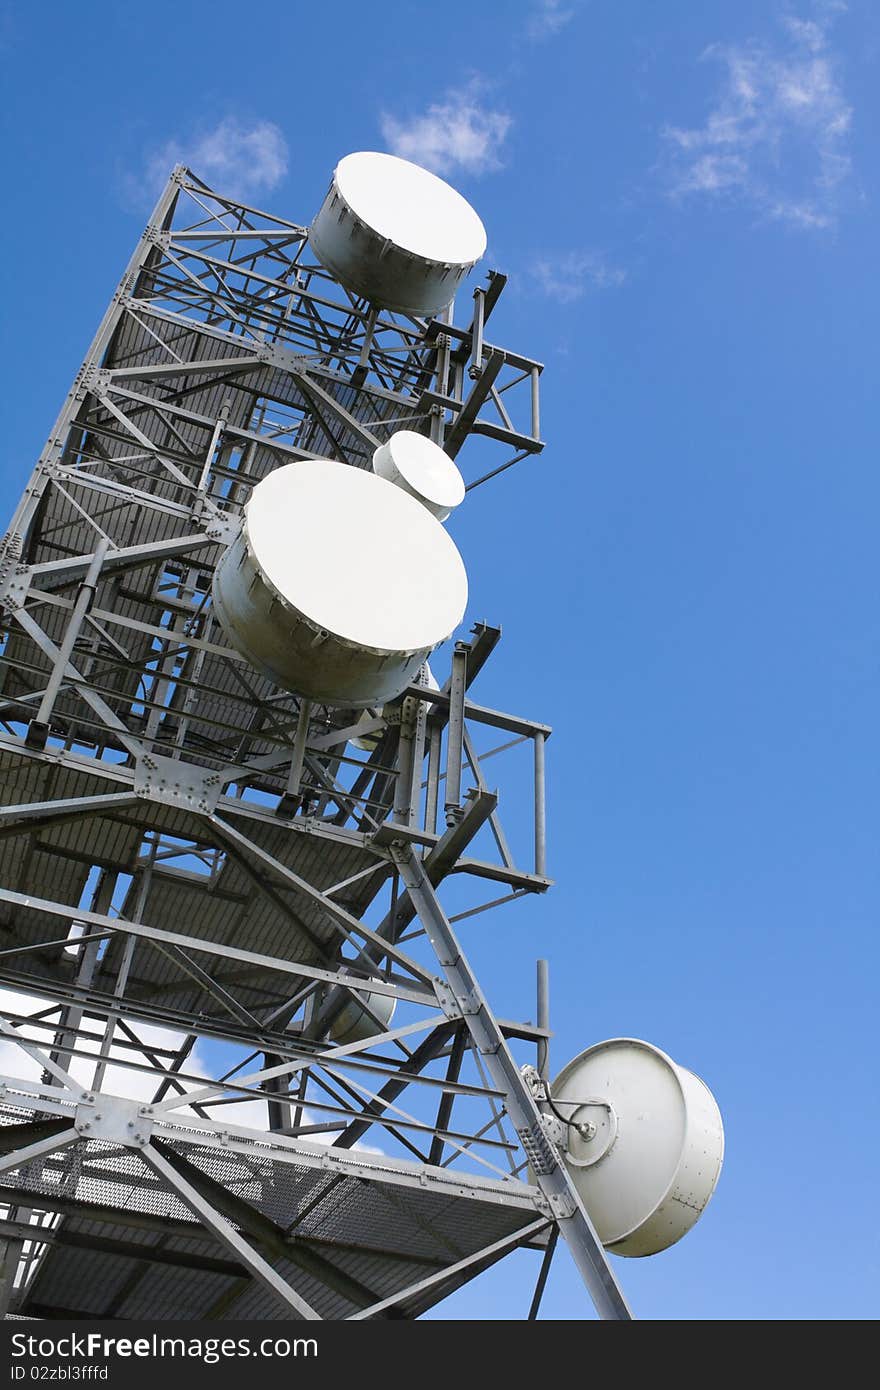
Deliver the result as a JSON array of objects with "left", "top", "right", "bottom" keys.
[{"left": 0, "top": 0, "right": 877, "bottom": 1320}]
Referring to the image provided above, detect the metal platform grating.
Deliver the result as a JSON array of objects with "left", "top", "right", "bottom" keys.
[{"left": 0, "top": 1104, "right": 543, "bottom": 1320}]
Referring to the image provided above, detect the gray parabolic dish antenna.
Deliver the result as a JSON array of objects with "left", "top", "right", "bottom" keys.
[
  {"left": 212, "top": 459, "right": 468, "bottom": 706},
  {"left": 372, "top": 430, "right": 466, "bottom": 522},
  {"left": 309, "top": 151, "right": 488, "bottom": 315},
  {"left": 549, "top": 1038, "right": 724, "bottom": 1257}
]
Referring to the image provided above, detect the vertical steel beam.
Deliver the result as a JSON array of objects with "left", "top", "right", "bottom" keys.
[
  {"left": 444, "top": 643, "right": 468, "bottom": 826},
  {"left": 197, "top": 400, "right": 230, "bottom": 493},
  {"left": 530, "top": 365, "right": 541, "bottom": 442},
  {"left": 425, "top": 723, "right": 442, "bottom": 835},
  {"left": 432, "top": 332, "right": 452, "bottom": 448},
  {"left": 392, "top": 710, "right": 415, "bottom": 826},
  {"left": 394, "top": 690, "right": 428, "bottom": 828},
  {"left": 91, "top": 847, "right": 156, "bottom": 1091},
  {"left": 48, "top": 869, "right": 118, "bottom": 1077},
  {"left": 174, "top": 643, "right": 208, "bottom": 751},
  {"left": 534, "top": 730, "right": 547, "bottom": 877},
  {"left": 471, "top": 288, "right": 485, "bottom": 373},
  {"left": 391, "top": 845, "right": 633, "bottom": 1321},
  {"left": 527, "top": 1226, "right": 558, "bottom": 1319},
  {"left": 278, "top": 699, "right": 312, "bottom": 815},
  {"left": 29, "top": 538, "right": 109, "bottom": 743},
  {"left": 0, "top": 1234, "right": 23, "bottom": 1317},
  {"left": 264, "top": 1053, "right": 294, "bottom": 1132},
  {"left": 536, "top": 957, "right": 550, "bottom": 1085},
  {"left": 143, "top": 611, "right": 187, "bottom": 745},
  {"left": 407, "top": 693, "right": 428, "bottom": 829},
  {"left": 427, "top": 1026, "right": 467, "bottom": 1166}
]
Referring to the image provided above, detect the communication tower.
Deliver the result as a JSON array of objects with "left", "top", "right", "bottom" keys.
[{"left": 0, "top": 156, "right": 721, "bottom": 1321}]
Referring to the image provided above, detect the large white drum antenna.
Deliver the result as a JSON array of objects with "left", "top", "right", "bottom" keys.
[
  {"left": 309, "top": 151, "right": 487, "bottom": 316},
  {"left": 213, "top": 459, "right": 468, "bottom": 707},
  {"left": 542, "top": 1038, "right": 724, "bottom": 1257}
]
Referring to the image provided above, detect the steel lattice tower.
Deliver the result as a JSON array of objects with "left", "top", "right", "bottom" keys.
[{"left": 0, "top": 166, "right": 632, "bottom": 1320}]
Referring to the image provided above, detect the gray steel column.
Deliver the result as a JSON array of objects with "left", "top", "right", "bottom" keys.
[
  {"left": 425, "top": 723, "right": 442, "bottom": 835},
  {"left": 47, "top": 869, "right": 119, "bottom": 1078},
  {"left": 91, "top": 846, "right": 156, "bottom": 1092},
  {"left": 537, "top": 958, "right": 550, "bottom": 1084},
  {"left": 527, "top": 1226, "right": 558, "bottom": 1319},
  {"left": 444, "top": 644, "right": 468, "bottom": 826},
  {"left": 530, "top": 365, "right": 541, "bottom": 442},
  {"left": 391, "top": 844, "right": 633, "bottom": 1321},
  {"left": 29, "top": 537, "right": 109, "bottom": 745},
  {"left": 278, "top": 699, "right": 312, "bottom": 814},
  {"left": 534, "top": 730, "right": 547, "bottom": 877},
  {"left": 0, "top": 1234, "right": 22, "bottom": 1317}
]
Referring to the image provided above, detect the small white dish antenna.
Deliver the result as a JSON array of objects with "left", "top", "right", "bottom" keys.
[{"left": 372, "top": 431, "right": 465, "bottom": 522}]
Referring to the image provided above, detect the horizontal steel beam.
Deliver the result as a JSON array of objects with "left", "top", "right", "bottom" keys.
[
  {"left": 0, "top": 1218, "right": 246, "bottom": 1278},
  {"left": 0, "top": 1187, "right": 449, "bottom": 1270},
  {"left": 0, "top": 1075, "right": 542, "bottom": 1210},
  {"left": 107, "top": 355, "right": 265, "bottom": 381},
  {"left": 404, "top": 684, "right": 552, "bottom": 738},
  {"left": 0, "top": 886, "right": 436, "bottom": 1006},
  {"left": 0, "top": 791, "right": 141, "bottom": 829}
]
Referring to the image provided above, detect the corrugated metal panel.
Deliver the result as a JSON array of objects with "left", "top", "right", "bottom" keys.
[
  {"left": 24, "top": 1245, "right": 241, "bottom": 1321},
  {"left": 112, "top": 1263, "right": 241, "bottom": 1320},
  {"left": 0, "top": 741, "right": 391, "bottom": 1024}
]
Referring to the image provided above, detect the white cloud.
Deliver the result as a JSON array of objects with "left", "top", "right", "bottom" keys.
[
  {"left": 526, "top": 0, "right": 576, "bottom": 41},
  {"left": 142, "top": 117, "right": 288, "bottom": 200},
  {"left": 534, "top": 250, "right": 626, "bottom": 302},
  {"left": 380, "top": 84, "right": 511, "bottom": 177},
  {"left": 662, "top": 7, "right": 852, "bottom": 229},
  {"left": 675, "top": 152, "right": 749, "bottom": 194},
  {"left": 768, "top": 198, "right": 834, "bottom": 229}
]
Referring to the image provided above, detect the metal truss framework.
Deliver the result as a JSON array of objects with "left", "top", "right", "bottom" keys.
[{"left": 0, "top": 167, "right": 632, "bottom": 1321}]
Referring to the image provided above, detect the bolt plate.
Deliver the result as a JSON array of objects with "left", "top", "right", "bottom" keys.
[
  {"left": 74, "top": 1094, "right": 153, "bottom": 1147},
  {"left": 0, "top": 571, "right": 28, "bottom": 611},
  {"left": 135, "top": 754, "right": 224, "bottom": 812}
]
